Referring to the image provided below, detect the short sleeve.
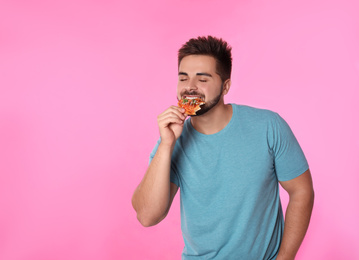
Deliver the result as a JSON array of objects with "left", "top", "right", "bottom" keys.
[
  {"left": 149, "top": 138, "right": 180, "bottom": 187},
  {"left": 268, "top": 113, "right": 309, "bottom": 182}
]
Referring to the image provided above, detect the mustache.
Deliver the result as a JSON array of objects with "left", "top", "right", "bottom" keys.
[{"left": 180, "top": 91, "right": 205, "bottom": 98}]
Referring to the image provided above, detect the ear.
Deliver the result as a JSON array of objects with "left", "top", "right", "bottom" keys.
[{"left": 222, "top": 79, "right": 231, "bottom": 95}]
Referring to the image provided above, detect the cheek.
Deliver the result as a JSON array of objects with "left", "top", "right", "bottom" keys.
[
  {"left": 203, "top": 85, "right": 214, "bottom": 95},
  {"left": 176, "top": 85, "right": 182, "bottom": 98},
  {"left": 177, "top": 82, "right": 188, "bottom": 92},
  {"left": 206, "top": 86, "right": 221, "bottom": 99}
]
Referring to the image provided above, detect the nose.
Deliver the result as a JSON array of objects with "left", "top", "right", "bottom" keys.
[{"left": 186, "top": 79, "right": 198, "bottom": 91}]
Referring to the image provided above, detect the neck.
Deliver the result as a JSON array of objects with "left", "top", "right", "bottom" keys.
[{"left": 190, "top": 100, "right": 233, "bottom": 135}]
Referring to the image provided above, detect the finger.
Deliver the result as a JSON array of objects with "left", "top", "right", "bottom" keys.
[
  {"left": 158, "top": 114, "right": 184, "bottom": 124},
  {"left": 171, "top": 105, "right": 186, "bottom": 113},
  {"left": 158, "top": 110, "right": 186, "bottom": 121},
  {"left": 158, "top": 115, "right": 184, "bottom": 128},
  {"left": 163, "top": 106, "right": 186, "bottom": 117}
]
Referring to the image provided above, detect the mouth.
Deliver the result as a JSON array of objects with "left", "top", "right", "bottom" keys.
[
  {"left": 182, "top": 95, "right": 205, "bottom": 101},
  {"left": 178, "top": 95, "right": 206, "bottom": 116}
]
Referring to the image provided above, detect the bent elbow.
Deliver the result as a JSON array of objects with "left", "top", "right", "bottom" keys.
[
  {"left": 132, "top": 193, "right": 169, "bottom": 227},
  {"left": 137, "top": 213, "right": 162, "bottom": 227}
]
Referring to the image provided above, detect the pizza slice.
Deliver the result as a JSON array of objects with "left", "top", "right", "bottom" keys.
[{"left": 178, "top": 96, "right": 205, "bottom": 115}]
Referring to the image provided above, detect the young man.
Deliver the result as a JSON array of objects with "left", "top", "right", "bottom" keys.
[{"left": 132, "top": 36, "right": 314, "bottom": 260}]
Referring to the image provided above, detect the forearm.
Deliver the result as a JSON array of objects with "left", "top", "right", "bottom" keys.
[
  {"left": 277, "top": 190, "right": 314, "bottom": 260},
  {"left": 132, "top": 142, "right": 174, "bottom": 226}
]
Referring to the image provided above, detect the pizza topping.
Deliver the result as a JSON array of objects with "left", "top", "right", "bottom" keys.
[{"left": 178, "top": 97, "right": 205, "bottom": 115}]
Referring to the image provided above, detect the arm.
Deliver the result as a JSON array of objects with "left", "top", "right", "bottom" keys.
[
  {"left": 132, "top": 145, "right": 179, "bottom": 227},
  {"left": 277, "top": 169, "right": 314, "bottom": 260},
  {"left": 131, "top": 106, "right": 186, "bottom": 227}
]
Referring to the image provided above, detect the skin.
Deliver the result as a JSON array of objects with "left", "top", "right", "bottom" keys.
[
  {"left": 132, "top": 55, "right": 314, "bottom": 259},
  {"left": 277, "top": 169, "right": 314, "bottom": 260}
]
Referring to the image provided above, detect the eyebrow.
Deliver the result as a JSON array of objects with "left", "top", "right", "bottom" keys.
[{"left": 178, "top": 72, "right": 213, "bottom": 77}]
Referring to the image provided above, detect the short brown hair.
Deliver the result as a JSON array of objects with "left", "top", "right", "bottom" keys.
[{"left": 178, "top": 36, "right": 232, "bottom": 82}]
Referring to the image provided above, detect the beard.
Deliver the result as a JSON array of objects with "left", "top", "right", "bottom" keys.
[{"left": 179, "top": 83, "right": 224, "bottom": 117}]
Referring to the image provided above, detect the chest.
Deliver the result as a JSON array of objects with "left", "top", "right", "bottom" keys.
[{"left": 173, "top": 130, "right": 276, "bottom": 197}]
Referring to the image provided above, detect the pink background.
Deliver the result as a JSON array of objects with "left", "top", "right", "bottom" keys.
[{"left": 1, "top": 0, "right": 358, "bottom": 259}]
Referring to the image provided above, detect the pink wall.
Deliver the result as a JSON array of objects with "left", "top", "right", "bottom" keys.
[{"left": 1, "top": 0, "right": 358, "bottom": 259}]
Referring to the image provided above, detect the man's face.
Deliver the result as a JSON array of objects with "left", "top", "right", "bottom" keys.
[{"left": 177, "top": 55, "right": 224, "bottom": 116}]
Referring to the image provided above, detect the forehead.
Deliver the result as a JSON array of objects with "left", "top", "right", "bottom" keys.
[{"left": 178, "top": 55, "right": 217, "bottom": 73}]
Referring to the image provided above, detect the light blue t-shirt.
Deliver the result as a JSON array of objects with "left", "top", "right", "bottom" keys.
[{"left": 150, "top": 104, "right": 309, "bottom": 260}]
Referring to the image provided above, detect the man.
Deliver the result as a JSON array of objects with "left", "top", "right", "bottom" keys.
[{"left": 132, "top": 36, "right": 314, "bottom": 259}]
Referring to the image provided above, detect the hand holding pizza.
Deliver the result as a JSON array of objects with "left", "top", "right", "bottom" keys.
[{"left": 157, "top": 106, "right": 187, "bottom": 146}]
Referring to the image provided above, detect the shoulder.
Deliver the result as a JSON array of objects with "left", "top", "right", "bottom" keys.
[{"left": 233, "top": 104, "right": 279, "bottom": 124}]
